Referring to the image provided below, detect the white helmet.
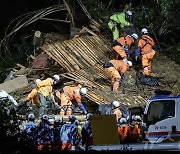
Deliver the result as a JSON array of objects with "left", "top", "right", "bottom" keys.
[
  {"left": 141, "top": 28, "right": 148, "bottom": 34},
  {"left": 28, "top": 113, "right": 35, "bottom": 120},
  {"left": 53, "top": 74, "right": 60, "bottom": 81},
  {"left": 112, "top": 101, "right": 120, "bottom": 107},
  {"left": 55, "top": 115, "right": 63, "bottom": 123},
  {"left": 119, "top": 118, "right": 127, "bottom": 125},
  {"left": 48, "top": 118, "right": 55, "bottom": 125},
  {"left": 35, "top": 79, "right": 41, "bottom": 83},
  {"left": 133, "top": 115, "right": 142, "bottom": 122},
  {"left": 80, "top": 88, "right": 87, "bottom": 95},
  {"left": 127, "top": 61, "right": 132, "bottom": 67},
  {"left": 126, "top": 10, "right": 133, "bottom": 16},
  {"left": 131, "top": 33, "right": 138, "bottom": 40},
  {"left": 42, "top": 114, "right": 49, "bottom": 121}
]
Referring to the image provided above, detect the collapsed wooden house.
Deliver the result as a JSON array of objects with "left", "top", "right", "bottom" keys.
[{"left": 40, "top": 24, "right": 147, "bottom": 110}]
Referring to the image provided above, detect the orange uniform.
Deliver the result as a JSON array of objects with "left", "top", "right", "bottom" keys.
[
  {"left": 36, "top": 78, "right": 54, "bottom": 97},
  {"left": 36, "top": 78, "right": 54, "bottom": 118},
  {"left": 113, "top": 35, "right": 134, "bottom": 59},
  {"left": 118, "top": 125, "right": 129, "bottom": 143},
  {"left": 25, "top": 88, "right": 40, "bottom": 106},
  {"left": 138, "top": 35, "right": 156, "bottom": 75},
  {"left": 60, "top": 84, "right": 82, "bottom": 116},
  {"left": 106, "top": 60, "right": 130, "bottom": 92},
  {"left": 127, "top": 124, "right": 141, "bottom": 143}
]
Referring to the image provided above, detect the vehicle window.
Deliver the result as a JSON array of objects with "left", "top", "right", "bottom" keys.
[{"left": 146, "top": 100, "right": 175, "bottom": 125}]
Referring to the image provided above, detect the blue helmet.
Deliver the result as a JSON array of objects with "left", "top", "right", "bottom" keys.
[{"left": 69, "top": 115, "right": 76, "bottom": 122}]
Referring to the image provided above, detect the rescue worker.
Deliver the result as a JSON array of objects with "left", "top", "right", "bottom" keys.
[
  {"left": 53, "top": 116, "right": 63, "bottom": 150},
  {"left": 33, "top": 74, "right": 60, "bottom": 118},
  {"left": 74, "top": 119, "right": 83, "bottom": 151},
  {"left": 108, "top": 10, "right": 133, "bottom": 40},
  {"left": 127, "top": 115, "right": 142, "bottom": 143},
  {"left": 35, "top": 114, "right": 54, "bottom": 151},
  {"left": 48, "top": 117, "right": 55, "bottom": 148},
  {"left": 60, "top": 115, "right": 78, "bottom": 151},
  {"left": 117, "top": 117, "right": 129, "bottom": 143},
  {"left": 23, "top": 113, "right": 37, "bottom": 148},
  {"left": 112, "top": 33, "right": 138, "bottom": 61},
  {"left": 60, "top": 84, "right": 88, "bottom": 116},
  {"left": 135, "top": 28, "right": 156, "bottom": 75},
  {"left": 103, "top": 59, "right": 132, "bottom": 92},
  {"left": 26, "top": 79, "right": 41, "bottom": 105},
  {"left": 112, "top": 101, "right": 122, "bottom": 122},
  {"left": 81, "top": 113, "right": 93, "bottom": 150}
]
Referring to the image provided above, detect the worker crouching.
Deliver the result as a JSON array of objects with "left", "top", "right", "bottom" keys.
[
  {"left": 60, "top": 84, "right": 88, "bottom": 116},
  {"left": 127, "top": 115, "right": 142, "bottom": 143},
  {"left": 34, "top": 75, "right": 60, "bottom": 118},
  {"left": 112, "top": 33, "right": 138, "bottom": 61},
  {"left": 103, "top": 59, "right": 132, "bottom": 92},
  {"left": 117, "top": 117, "right": 129, "bottom": 143},
  {"left": 135, "top": 28, "right": 156, "bottom": 75}
]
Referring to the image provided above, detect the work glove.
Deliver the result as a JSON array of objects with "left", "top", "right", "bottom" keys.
[
  {"left": 78, "top": 103, "right": 88, "bottom": 115},
  {"left": 122, "top": 45, "right": 128, "bottom": 50},
  {"left": 135, "top": 48, "right": 141, "bottom": 61},
  {"left": 120, "top": 74, "right": 125, "bottom": 83},
  {"left": 152, "top": 45, "right": 157, "bottom": 51}
]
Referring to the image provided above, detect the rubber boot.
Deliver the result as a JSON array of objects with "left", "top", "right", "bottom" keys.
[{"left": 78, "top": 103, "right": 88, "bottom": 115}]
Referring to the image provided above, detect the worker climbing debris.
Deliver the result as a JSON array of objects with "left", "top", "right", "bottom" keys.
[
  {"left": 103, "top": 59, "right": 132, "bottom": 92},
  {"left": 135, "top": 28, "right": 156, "bottom": 75},
  {"left": 31, "top": 74, "right": 60, "bottom": 118},
  {"left": 112, "top": 33, "right": 138, "bottom": 61},
  {"left": 108, "top": 9, "right": 133, "bottom": 40},
  {"left": 59, "top": 84, "right": 88, "bottom": 116},
  {"left": 1, "top": 0, "right": 180, "bottom": 152}
]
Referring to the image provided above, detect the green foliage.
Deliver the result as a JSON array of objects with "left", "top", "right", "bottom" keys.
[
  {"left": 132, "top": 0, "right": 180, "bottom": 64},
  {"left": 83, "top": 0, "right": 109, "bottom": 19}
]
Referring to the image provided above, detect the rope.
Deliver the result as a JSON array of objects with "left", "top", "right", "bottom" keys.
[
  {"left": 140, "top": 0, "right": 162, "bottom": 51},
  {"left": 76, "top": 0, "right": 91, "bottom": 20}
]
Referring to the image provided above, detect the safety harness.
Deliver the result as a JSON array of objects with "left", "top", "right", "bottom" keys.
[{"left": 140, "top": 35, "right": 153, "bottom": 54}]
